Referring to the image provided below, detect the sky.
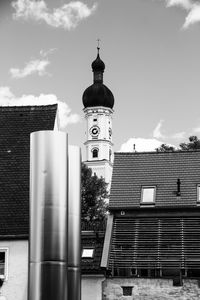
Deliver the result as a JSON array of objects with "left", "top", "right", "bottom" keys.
[{"left": 1, "top": 0, "right": 200, "bottom": 158}]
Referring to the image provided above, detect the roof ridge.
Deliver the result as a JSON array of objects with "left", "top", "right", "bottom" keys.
[
  {"left": 115, "top": 150, "right": 200, "bottom": 155},
  {"left": 0, "top": 104, "right": 58, "bottom": 112}
]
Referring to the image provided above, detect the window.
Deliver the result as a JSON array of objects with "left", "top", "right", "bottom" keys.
[
  {"left": 0, "top": 249, "right": 8, "bottom": 280},
  {"left": 122, "top": 286, "right": 133, "bottom": 296},
  {"left": 82, "top": 248, "right": 94, "bottom": 258},
  {"left": 197, "top": 185, "right": 200, "bottom": 202},
  {"left": 92, "top": 148, "right": 98, "bottom": 158},
  {"left": 141, "top": 186, "right": 156, "bottom": 203},
  {"left": 109, "top": 149, "right": 112, "bottom": 161}
]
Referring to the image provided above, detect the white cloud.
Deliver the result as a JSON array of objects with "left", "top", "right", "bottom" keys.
[
  {"left": 10, "top": 59, "right": 50, "bottom": 78},
  {"left": 161, "top": 0, "right": 200, "bottom": 28},
  {"left": 10, "top": 48, "right": 56, "bottom": 79},
  {"left": 171, "top": 131, "right": 186, "bottom": 139},
  {"left": 183, "top": 3, "right": 200, "bottom": 28},
  {"left": 39, "top": 48, "right": 57, "bottom": 58},
  {"left": 119, "top": 138, "right": 164, "bottom": 152},
  {"left": 165, "top": 0, "right": 192, "bottom": 10},
  {"left": 0, "top": 86, "right": 80, "bottom": 130},
  {"left": 153, "top": 120, "right": 166, "bottom": 139},
  {"left": 192, "top": 126, "right": 200, "bottom": 133},
  {"left": 12, "top": 0, "right": 97, "bottom": 30}
]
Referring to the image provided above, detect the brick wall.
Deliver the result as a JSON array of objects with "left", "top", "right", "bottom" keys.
[{"left": 102, "top": 278, "right": 200, "bottom": 300}]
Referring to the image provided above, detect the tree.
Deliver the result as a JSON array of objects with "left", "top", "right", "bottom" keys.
[
  {"left": 156, "top": 143, "right": 176, "bottom": 152},
  {"left": 179, "top": 136, "right": 200, "bottom": 151},
  {"left": 156, "top": 136, "right": 200, "bottom": 152},
  {"left": 81, "top": 163, "right": 108, "bottom": 223}
]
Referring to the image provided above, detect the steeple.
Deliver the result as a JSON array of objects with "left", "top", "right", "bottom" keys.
[
  {"left": 82, "top": 47, "right": 114, "bottom": 109},
  {"left": 82, "top": 46, "right": 115, "bottom": 186},
  {"left": 91, "top": 47, "right": 105, "bottom": 83}
]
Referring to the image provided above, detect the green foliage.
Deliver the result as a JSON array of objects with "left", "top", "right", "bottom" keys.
[
  {"left": 179, "top": 136, "right": 200, "bottom": 151},
  {"left": 156, "top": 143, "right": 176, "bottom": 152},
  {"left": 81, "top": 163, "right": 108, "bottom": 222},
  {"left": 156, "top": 136, "right": 200, "bottom": 152}
]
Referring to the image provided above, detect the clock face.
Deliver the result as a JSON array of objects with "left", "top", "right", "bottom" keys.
[{"left": 90, "top": 126, "right": 100, "bottom": 137}]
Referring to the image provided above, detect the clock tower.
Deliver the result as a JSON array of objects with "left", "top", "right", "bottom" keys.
[{"left": 82, "top": 47, "right": 114, "bottom": 185}]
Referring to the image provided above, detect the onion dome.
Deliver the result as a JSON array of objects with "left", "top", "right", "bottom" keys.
[
  {"left": 82, "top": 48, "right": 114, "bottom": 109},
  {"left": 91, "top": 50, "right": 105, "bottom": 72}
]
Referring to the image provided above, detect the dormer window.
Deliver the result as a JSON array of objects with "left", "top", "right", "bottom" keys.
[
  {"left": 141, "top": 186, "right": 156, "bottom": 204},
  {"left": 92, "top": 148, "right": 99, "bottom": 158},
  {"left": 82, "top": 248, "right": 94, "bottom": 258}
]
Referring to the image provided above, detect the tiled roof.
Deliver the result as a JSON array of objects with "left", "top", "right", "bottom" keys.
[
  {"left": 81, "top": 231, "right": 105, "bottom": 274},
  {"left": 0, "top": 105, "right": 57, "bottom": 238},
  {"left": 109, "top": 151, "right": 200, "bottom": 209}
]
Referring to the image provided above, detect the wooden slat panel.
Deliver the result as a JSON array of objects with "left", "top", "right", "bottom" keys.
[{"left": 109, "top": 217, "right": 200, "bottom": 269}]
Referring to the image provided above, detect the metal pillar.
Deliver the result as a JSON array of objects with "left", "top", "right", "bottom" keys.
[
  {"left": 68, "top": 146, "right": 81, "bottom": 300},
  {"left": 29, "top": 131, "right": 68, "bottom": 300}
]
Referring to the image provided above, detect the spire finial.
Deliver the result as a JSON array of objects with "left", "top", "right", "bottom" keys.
[{"left": 97, "top": 38, "right": 101, "bottom": 54}]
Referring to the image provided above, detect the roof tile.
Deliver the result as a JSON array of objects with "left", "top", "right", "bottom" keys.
[{"left": 0, "top": 105, "right": 57, "bottom": 237}]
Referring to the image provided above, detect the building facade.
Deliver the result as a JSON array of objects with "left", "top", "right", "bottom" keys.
[
  {"left": 101, "top": 151, "right": 200, "bottom": 299},
  {"left": 0, "top": 105, "right": 57, "bottom": 300}
]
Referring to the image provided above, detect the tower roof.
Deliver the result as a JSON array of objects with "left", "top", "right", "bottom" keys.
[
  {"left": 91, "top": 47, "right": 105, "bottom": 72},
  {"left": 82, "top": 48, "right": 114, "bottom": 109}
]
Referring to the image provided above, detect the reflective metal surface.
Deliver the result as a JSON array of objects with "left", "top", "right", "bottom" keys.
[
  {"left": 29, "top": 131, "right": 68, "bottom": 300},
  {"left": 68, "top": 146, "right": 81, "bottom": 300}
]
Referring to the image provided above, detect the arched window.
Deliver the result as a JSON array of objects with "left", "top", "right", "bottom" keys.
[{"left": 92, "top": 148, "right": 98, "bottom": 158}]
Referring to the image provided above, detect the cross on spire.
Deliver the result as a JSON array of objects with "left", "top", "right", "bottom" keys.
[{"left": 97, "top": 38, "right": 101, "bottom": 54}]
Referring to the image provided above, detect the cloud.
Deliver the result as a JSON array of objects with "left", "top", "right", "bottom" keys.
[
  {"left": 10, "top": 48, "right": 56, "bottom": 79},
  {"left": 153, "top": 120, "right": 166, "bottom": 139},
  {"left": 161, "top": 0, "right": 200, "bottom": 28},
  {"left": 12, "top": 0, "right": 97, "bottom": 30},
  {"left": 39, "top": 48, "right": 57, "bottom": 58},
  {"left": 171, "top": 131, "right": 186, "bottom": 139},
  {"left": 183, "top": 3, "right": 200, "bottom": 28},
  {"left": 10, "top": 59, "right": 50, "bottom": 78},
  {"left": 0, "top": 86, "right": 80, "bottom": 130},
  {"left": 153, "top": 120, "right": 186, "bottom": 140},
  {"left": 192, "top": 126, "right": 200, "bottom": 133},
  {"left": 119, "top": 138, "right": 164, "bottom": 152},
  {"left": 165, "top": 0, "right": 192, "bottom": 10}
]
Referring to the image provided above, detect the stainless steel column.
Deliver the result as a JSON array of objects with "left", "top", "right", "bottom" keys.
[
  {"left": 68, "top": 146, "right": 81, "bottom": 300},
  {"left": 29, "top": 131, "right": 68, "bottom": 300}
]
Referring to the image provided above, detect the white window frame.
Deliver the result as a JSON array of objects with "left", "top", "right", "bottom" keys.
[
  {"left": 197, "top": 185, "right": 200, "bottom": 203},
  {"left": 82, "top": 248, "right": 94, "bottom": 258},
  {"left": 141, "top": 186, "right": 156, "bottom": 204},
  {"left": 0, "top": 248, "right": 9, "bottom": 281}
]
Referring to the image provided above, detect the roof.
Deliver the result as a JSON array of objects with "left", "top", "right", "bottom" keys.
[
  {"left": 82, "top": 50, "right": 114, "bottom": 109},
  {"left": 81, "top": 231, "right": 105, "bottom": 274},
  {"left": 82, "top": 83, "right": 114, "bottom": 109},
  {"left": 109, "top": 151, "right": 200, "bottom": 209},
  {"left": 0, "top": 105, "right": 57, "bottom": 238}
]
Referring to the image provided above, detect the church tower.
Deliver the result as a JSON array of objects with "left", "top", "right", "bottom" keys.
[{"left": 82, "top": 47, "right": 114, "bottom": 184}]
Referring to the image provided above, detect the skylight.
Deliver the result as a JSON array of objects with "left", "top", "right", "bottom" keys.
[
  {"left": 82, "top": 248, "right": 94, "bottom": 258},
  {"left": 141, "top": 187, "right": 156, "bottom": 203}
]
